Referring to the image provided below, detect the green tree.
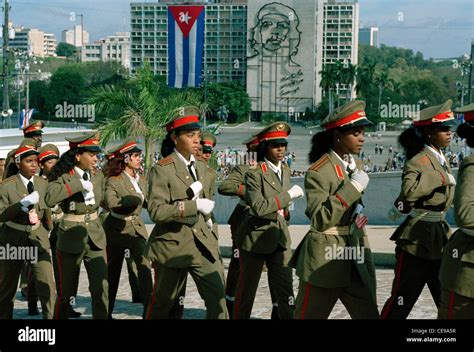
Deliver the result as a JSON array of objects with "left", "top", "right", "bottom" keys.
[
  {"left": 205, "top": 82, "right": 251, "bottom": 123},
  {"left": 88, "top": 63, "right": 205, "bottom": 171},
  {"left": 56, "top": 42, "right": 77, "bottom": 58}
]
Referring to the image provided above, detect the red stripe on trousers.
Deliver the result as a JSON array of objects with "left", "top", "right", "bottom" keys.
[
  {"left": 381, "top": 250, "right": 406, "bottom": 319},
  {"left": 447, "top": 290, "right": 455, "bottom": 320},
  {"left": 300, "top": 282, "right": 312, "bottom": 320},
  {"left": 145, "top": 262, "right": 159, "bottom": 320}
]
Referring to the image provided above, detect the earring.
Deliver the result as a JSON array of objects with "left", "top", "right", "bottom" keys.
[{"left": 337, "top": 138, "right": 340, "bottom": 143}]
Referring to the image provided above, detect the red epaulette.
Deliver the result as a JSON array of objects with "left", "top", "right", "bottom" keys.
[
  {"left": 417, "top": 155, "right": 431, "bottom": 167},
  {"left": 334, "top": 164, "right": 344, "bottom": 180},
  {"left": 158, "top": 156, "right": 174, "bottom": 166},
  {"left": 308, "top": 154, "right": 329, "bottom": 171},
  {"left": 69, "top": 169, "right": 75, "bottom": 176},
  {"left": 261, "top": 162, "right": 267, "bottom": 173}
]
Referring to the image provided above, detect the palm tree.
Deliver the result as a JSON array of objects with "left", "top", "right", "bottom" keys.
[
  {"left": 341, "top": 62, "right": 357, "bottom": 102},
  {"left": 87, "top": 62, "right": 205, "bottom": 171},
  {"left": 320, "top": 65, "right": 336, "bottom": 112},
  {"left": 374, "top": 70, "right": 394, "bottom": 117}
]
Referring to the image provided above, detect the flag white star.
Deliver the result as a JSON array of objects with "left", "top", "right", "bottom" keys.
[{"left": 179, "top": 11, "right": 191, "bottom": 24}]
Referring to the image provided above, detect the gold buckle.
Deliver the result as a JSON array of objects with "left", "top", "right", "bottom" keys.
[{"left": 84, "top": 213, "right": 91, "bottom": 221}]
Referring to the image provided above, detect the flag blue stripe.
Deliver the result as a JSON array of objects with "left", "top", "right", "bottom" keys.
[
  {"left": 182, "top": 36, "right": 189, "bottom": 87},
  {"left": 195, "top": 10, "right": 205, "bottom": 87},
  {"left": 168, "top": 10, "right": 176, "bottom": 87}
]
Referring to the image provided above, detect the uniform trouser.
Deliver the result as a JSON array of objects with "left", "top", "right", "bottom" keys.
[
  {"left": 381, "top": 247, "right": 441, "bottom": 319},
  {"left": 294, "top": 269, "right": 380, "bottom": 319},
  {"left": 438, "top": 289, "right": 474, "bottom": 319},
  {"left": 126, "top": 257, "right": 141, "bottom": 301},
  {"left": 234, "top": 248, "right": 294, "bottom": 319},
  {"left": 145, "top": 256, "right": 228, "bottom": 319},
  {"left": 0, "top": 249, "right": 55, "bottom": 319},
  {"left": 107, "top": 236, "right": 152, "bottom": 317},
  {"left": 54, "top": 241, "right": 109, "bottom": 319}
]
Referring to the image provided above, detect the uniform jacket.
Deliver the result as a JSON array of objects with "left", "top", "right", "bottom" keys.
[
  {"left": 103, "top": 172, "right": 149, "bottom": 246},
  {"left": 440, "top": 155, "right": 474, "bottom": 298},
  {"left": 143, "top": 152, "right": 219, "bottom": 268},
  {"left": 390, "top": 147, "right": 454, "bottom": 260},
  {"left": 290, "top": 152, "right": 375, "bottom": 292},
  {"left": 45, "top": 169, "right": 106, "bottom": 254},
  {"left": 238, "top": 161, "right": 292, "bottom": 255},
  {"left": 0, "top": 174, "right": 52, "bottom": 252}
]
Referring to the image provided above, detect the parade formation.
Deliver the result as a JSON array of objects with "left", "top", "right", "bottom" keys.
[{"left": 0, "top": 100, "right": 472, "bottom": 320}]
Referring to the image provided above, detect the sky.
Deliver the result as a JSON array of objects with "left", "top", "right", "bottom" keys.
[{"left": 7, "top": 0, "right": 474, "bottom": 59}]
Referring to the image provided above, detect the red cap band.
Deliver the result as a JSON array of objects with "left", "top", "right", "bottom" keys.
[
  {"left": 166, "top": 115, "right": 199, "bottom": 132},
  {"left": 259, "top": 131, "right": 288, "bottom": 142},
  {"left": 413, "top": 111, "right": 454, "bottom": 127},
  {"left": 324, "top": 110, "right": 367, "bottom": 131},
  {"left": 38, "top": 150, "right": 58, "bottom": 162}
]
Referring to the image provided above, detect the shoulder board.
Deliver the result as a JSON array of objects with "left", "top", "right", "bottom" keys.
[
  {"left": 158, "top": 156, "right": 174, "bottom": 166},
  {"left": 334, "top": 164, "right": 344, "bottom": 180},
  {"left": 69, "top": 169, "right": 75, "bottom": 176},
  {"left": 416, "top": 155, "right": 431, "bottom": 167},
  {"left": 0, "top": 176, "right": 16, "bottom": 185},
  {"left": 260, "top": 162, "right": 267, "bottom": 173},
  {"left": 308, "top": 154, "right": 329, "bottom": 171}
]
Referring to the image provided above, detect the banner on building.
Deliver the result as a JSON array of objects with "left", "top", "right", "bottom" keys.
[{"left": 167, "top": 5, "right": 205, "bottom": 88}]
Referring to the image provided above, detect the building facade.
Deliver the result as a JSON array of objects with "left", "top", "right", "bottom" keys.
[
  {"left": 8, "top": 27, "right": 57, "bottom": 57},
  {"left": 359, "top": 27, "right": 379, "bottom": 47},
  {"left": 82, "top": 32, "right": 131, "bottom": 69},
  {"left": 61, "top": 25, "right": 89, "bottom": 47},
  {"left": 130, "top": 1, "right": 247, "bottom": 85}
]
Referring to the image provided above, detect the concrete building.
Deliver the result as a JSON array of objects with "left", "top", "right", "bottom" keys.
[
  {"left": 130, "top": 0, "right": 247, "bottom": 85},
  {"left": 359, "top": 26, "right": 379, "bottom": 47},
  {"left": 8, "top": 27, "right": 57, "bottom": 57},
  {"left": 321, "top": 0, "right": 359, "bottom": 101},
  {"left": 82, "top": 32, "right": 131, "bottom": 69},
  {"left": 61, "top": 25, "right": 89, "bottom": 47}
]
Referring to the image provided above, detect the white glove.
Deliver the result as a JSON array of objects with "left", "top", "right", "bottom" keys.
[
  {"left": 20, "top": 191, "right": 39, "bottom": 207},
  {"left": 447, "top": 173, "right": 456, "bottom": 186},
  {"left": 287, "top": 185, "right": 304, "bottom": 199},
  {"left": 84, "top": 192, "right": 95, "bottom": 201},
  {"left": 189, "top": 181, "right": 203, "bottom": 199},
  {"left": 196, "top": 198, "right": 215, "bottom": 216},
  {"left": 80, "top": 179, "right": 93, "bottom": 192},
  {"left": 206, "top": 218, "right": 213, "bottom": 231},
  {"left": 350, "top": 169, "right": 369, "bottom": 192}
]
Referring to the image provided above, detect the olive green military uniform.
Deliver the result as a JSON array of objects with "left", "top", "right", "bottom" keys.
[
  {"left": 382, "top": 101, "right": 456, "bottom": 319},
  {"left": 290, "top": 152, "right": 378, "bottom": 319},
  {"left": 45, "top": 133, "right": 109, "bottom": 319},
  {"left": 0, "top": 174, "right": 56, "bottom": 319},
  {"left": 144, "top": 151, "right": 227, "bottom": 319},
  {"left": 104, "top": 171, "right": 152, "bottom": 317},
  {"left": 438, "top": 106, "right": 474, "bottom": 319},
  {"left": 218, "top": 163, "right": 254, "bottom": 311},
  {"left": 234, "top": 159, "right": 295, "bottom": 319}
]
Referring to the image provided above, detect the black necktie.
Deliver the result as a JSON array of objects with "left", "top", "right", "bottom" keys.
[
  {"left": 346, "top": 166, "right": 354, "bottom": 178},
  {"left": 27, "top": 181, "right": 34, "bottom": 194},
  {"left": 83, "top": 172, "right": 89, "bottom": 181},
  {"left": 188, "top": 162, "right": 197, "bottom": 182}
]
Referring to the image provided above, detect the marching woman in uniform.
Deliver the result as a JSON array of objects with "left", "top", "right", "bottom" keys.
[
  {"left": 438, "top": 103, "right": 474, "bottom": 319},
  {"left": 38, "top": 144, "right": 82, "bottom": 318},
  {"left": 218, "top": 136, "right": 260, "bottom": 318},
  {"left": 144, "top": 106, "right": 227, "bottom": 319},
  {"left": 103, "top": 139, "right": 152, "bottom": 319},
  {"left": 234, "top": 122, "right": 304, "bottom": 319},
  {"left": 381, "top": 100, "right": 456, "bottom": 319},
  {"left": 291, "top": 100, "right": 378, "bottom": 319},
  {"left": 0, "top": 139, "right": 56, "bottom": 319},
  {"left": 45, "top": 132, "right": 109, "bottom": 319}
]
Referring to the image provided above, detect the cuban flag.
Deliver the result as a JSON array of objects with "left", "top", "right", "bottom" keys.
[
  {"left": 168, "top": 5, "right": 205, "bottom": 88},
  {"left": 19, "top": 108, "right": 34, "bottom": 129}
]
